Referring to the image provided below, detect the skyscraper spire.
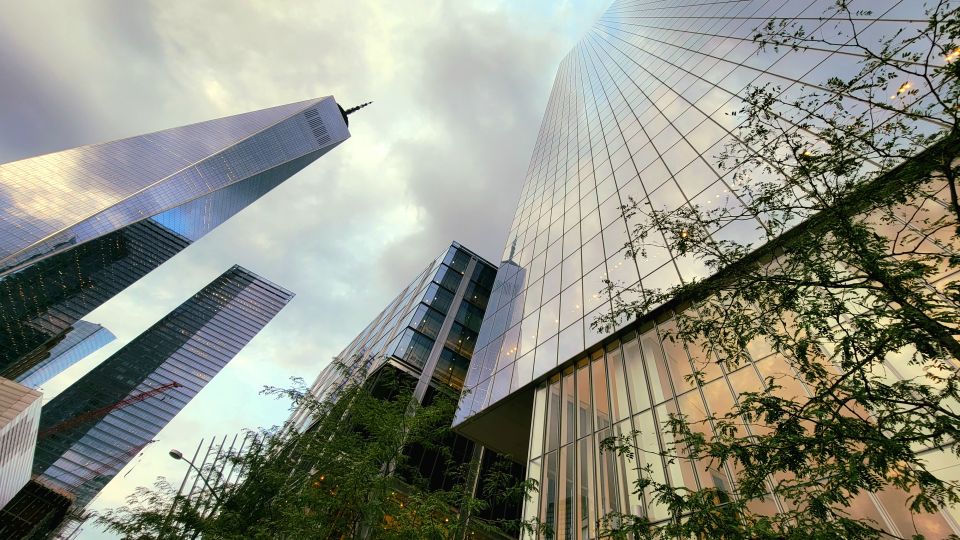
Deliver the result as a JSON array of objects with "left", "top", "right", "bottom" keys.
[
  {"left": 344, "top": 101, "right": 372, "bottom": 115},
  {"left": 339, "top": 101, "right": 372, "bottom": 126}
]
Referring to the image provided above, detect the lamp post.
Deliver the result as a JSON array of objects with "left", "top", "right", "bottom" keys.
[{"left": 169, "top": 448, "right": 223, "bottom": 504}]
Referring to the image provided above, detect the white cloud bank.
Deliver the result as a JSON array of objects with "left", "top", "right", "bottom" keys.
[{"left": 0, "top": 1, "right": 608, "bottom": 537}]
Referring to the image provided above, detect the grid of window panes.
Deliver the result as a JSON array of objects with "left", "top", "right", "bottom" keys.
[
  {"left": 0, "top": 96, "right": 348, "bottom": 274},
  {"left": 31, "top": 265, "right": 293, "bottom": 508},
  {"left": 522, "top": 319, "right": 960, "bottom": 539},
  {"left": 297, "top": 243, "right": 497, "bottom": 429},
  {"left": 455, "top": 0, "right": 936, "bottom": 425},
  {"left": 0, "top": 96, "right": 347, "bottom": 384},
  {"left": 0, "top": 220, "right": 190, "bottom": 380},
  {"left": 9, "top": 321, "right": 115, "bottom": 389}
]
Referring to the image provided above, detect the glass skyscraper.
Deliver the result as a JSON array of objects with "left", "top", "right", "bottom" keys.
[
  {"left": 8, "top": 265, "right": 293, "bottom": 524},
  {"left": 0, "top": 96, "right": 350, "bottom": 377},
  {"left": 295, "top": 242, "right": 496, "bottom": 417},
  {"left": 453, "top": 1, "right": 960, "bottom": 538},
  {"left": 2, "top": 320, "right": 115, "bottom": 390},
  {"left": 292, "top": 243, "right": 523, "bottom": 527}
]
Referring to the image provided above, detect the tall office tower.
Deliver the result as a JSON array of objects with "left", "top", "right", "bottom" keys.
[
  {"left": 0, "top": 265, "right": 293, "bottom": 537},
  {"left": 453, "top": 1, "right": 960, "bottom": 538},
  {"left": 291, "top": 243, "right": 522, "bottom": 526},
  {"left": 0, "top": 96, "right": 354, "bottom": 376},
  {"left": 2, "top": 321, "right": 115, "bottom": 390}
]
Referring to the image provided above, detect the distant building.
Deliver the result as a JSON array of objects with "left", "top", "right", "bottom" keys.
[
  {"left": 294, "top": 242, "right": 497, "bottom": 415},
  {"left": 2, "top": 321, "right": 115, "bottom": 390},
  {"left": 0, "top": 379, "right": 41, "bottom": 509},
  {"left": 0, "top": 265, "right": 294, "bottom": 537},
  {"left": 0, "top": 96, "right": 352, "bottom": 377},
  {"left": 292, "top": 242, "right": 523, "bottom": 529}
]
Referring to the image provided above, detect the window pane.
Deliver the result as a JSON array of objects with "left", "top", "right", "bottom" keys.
[
  {"left": 578, "top": 436, "right": 596, "bottom": 539},
  {"left": 518, "top": 311, "right": 540, "bottom": 359},
  {"left": 659, "top": 320, "right": 694, "bottom": 393},
  {"left": 561, "top": 250, "right": 582, "bottom": 291},
  {"left": 530, "top": 385, "right": 547, "bottom": 459},
  {"left": 622, "top": 337, "right": 651, "bottom": 413},
  {"left": 607, "top": 344, "right": 630, "bottom": 422},
  {"left": 434, "top": 263, "right": 463, "bottom": 293},
  {"left": 546, "top": 376, "right": 561, "bottom": 452},
  {"left": 559, "top": 281, "right": 583, "bottom": 330},
  {"left": 576, "top": 361, "right": 593, "bottom": 439},
  {"left": 634, "top": 410, "right": 669, "bottom": 521},
  {"left": 523, "top": 457, "right": 543, "bottom": 539},
  {"left": 542, "top": 451, "right": 559, "bottom": 535},
  {"left": 592, "top": 353, "right": 612, "bottom": 431},
  {"left": 561, "top": 368, "right": 576, "bottom": 446},
  {"left": 534, "top": 335, "right": 559, "bottom": 379},
  {"left": 409, "top": 303, "right": 444, "bottom": 339},
  {"left": 559, "top": 445, "right": 575, "bottom": 539},
  {"left": 640, "top": 329, "right": 672, "bottom": 404},
  {"left": 595, "top": 426, "right": 621, "bottom": 518},
  {"left": 656, "top": 402, "right": 699, "bottom": 490},
  {"left": 422, "top": 283, "right": 454, "bottom": 314},
  {"left": 557, "top": 321, "right": 584, "bottom": 366},
  {"left": 538, "top": 295, "right": 561, "bottom": 344},
  {"left": 392, "top": 328, "right": 434, "bottom": 370}
]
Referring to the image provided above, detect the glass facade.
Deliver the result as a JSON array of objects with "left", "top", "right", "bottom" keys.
[
  {"left": 28, "top": 265, "right": 294, "bottom": 509},
  {"left": 522, "top": 321, "right": 960, "bottom": 538},
  {"left": 451, "top": 1, "right": 960, "bottom": 538},
  {"left": 3, "top": 320, "right": 115, "bottom": 390},
  {"left": 289, "top": 243, "right": 524, "bottom": 527},
  {"left": 0, "top": 378, "right": 42, "bottom": 510},
  {"left": 455, "top": 0, "right": 939, "bottom": 425},
  {"left": 293, "top": 242, "right": 497, "bottom": 422},
  {"left": 0, "top": 96, "right": 349, "bottom": 376}
]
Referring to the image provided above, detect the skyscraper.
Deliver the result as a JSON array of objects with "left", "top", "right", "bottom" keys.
[
  {"left": 0, "top": 96, "right": 352, "bottom": 376},
  {"left": 2, "top": 321, "right": 115, "bottom": 390},
  {"left": 0, "top": 264, "right": 293, "bottom": 536},
  {"left": 453, "top": 1, "right": 960, "bottom": 538}
]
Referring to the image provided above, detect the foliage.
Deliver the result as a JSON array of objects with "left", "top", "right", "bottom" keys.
[
  {"left": 595, "top": 1, "right": 960, "bottom": 538},
  {"left": 95, "top": 361, "right": 539, "bottom": 539}
]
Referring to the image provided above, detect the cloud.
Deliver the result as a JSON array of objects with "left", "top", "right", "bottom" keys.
[{"left": 0, "top": 1, "right": 608, "bottom": 537}]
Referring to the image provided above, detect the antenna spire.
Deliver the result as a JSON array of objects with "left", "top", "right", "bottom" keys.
[
  {"left": 339, "top": 101, "right": 372, "bottom": 127},
  {"left": 344, "top": 101, "right": 372, "bottom": 115}
]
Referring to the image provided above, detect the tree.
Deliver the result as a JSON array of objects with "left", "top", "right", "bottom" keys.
[
  {"left": 594, "top": 1, "right": 960, "bottom": 538},
  {"left": 96, "top": 361, "right": 541, "bottom": 539}
]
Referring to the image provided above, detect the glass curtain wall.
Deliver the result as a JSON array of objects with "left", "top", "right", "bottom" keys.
[
  {"left": 455, "top": 0, "right": 942, "bottom": 425},
  {"left": 296, "top": 243, "right": 496, "bottom": 427},
  {"left": 454, "top": 0, "right": 960, "bottom": 537},
  {"left": 523, "top": 317, "right": 960, "bottom": 539}
]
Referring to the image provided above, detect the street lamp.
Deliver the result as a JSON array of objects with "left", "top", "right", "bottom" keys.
[{"left": 169, "top": 448, "right": 222, "bottom": 504}]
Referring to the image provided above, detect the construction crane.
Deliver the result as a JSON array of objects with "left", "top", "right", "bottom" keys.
[
  {"left": 61, "top": 439, "right": 157, "bottom": 492},
  {"left": 38, "top": 382, "right": 182, "bottom": 439}
]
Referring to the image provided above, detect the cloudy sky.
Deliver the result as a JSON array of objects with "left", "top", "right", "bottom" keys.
[{"left": 0, "top": 0, "right": 606, "bottom": 537}]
